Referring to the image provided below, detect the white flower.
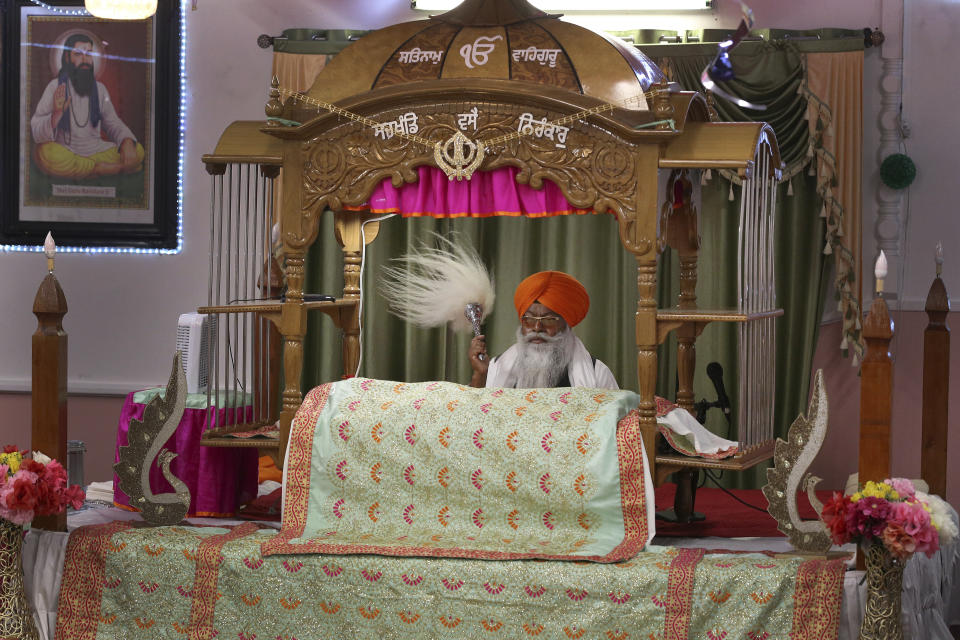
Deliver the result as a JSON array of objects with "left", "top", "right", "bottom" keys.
[
  {"left": 918, "top": 491, "right": 959, "bottom": 546},
  {"left": 32, "top": 451, "right": 52, "bottom": 465}
]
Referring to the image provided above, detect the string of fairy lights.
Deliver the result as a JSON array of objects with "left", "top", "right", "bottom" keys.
[
  {"left": 26, "top": 0, "right": 90, "bottom": 15},
  {"left": 2, "top": 0, "right": 186, "bottom": 254}
]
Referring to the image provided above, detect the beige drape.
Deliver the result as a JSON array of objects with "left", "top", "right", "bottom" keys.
[
  {"left": 804, "top": 51, "right": 863, "bottom": 362},
  {"left": 271, "top": 52, "right": 330, "bottom": 94}
]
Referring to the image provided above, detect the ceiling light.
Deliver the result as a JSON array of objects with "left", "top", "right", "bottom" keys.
[
  {"left": 412, "top": 0, "right": 712, "bottom": 11},
  {"left": 84, "top": 0, "right": 157, "bottom": 20}
]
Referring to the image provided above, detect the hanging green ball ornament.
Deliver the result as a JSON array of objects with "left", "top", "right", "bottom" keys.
[{"left": 880, "top": 153, "right": 916, "bottom": 190}]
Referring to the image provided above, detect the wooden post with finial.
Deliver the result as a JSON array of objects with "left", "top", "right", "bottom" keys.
[
  {"left": 32, "top": 232, "right": 68, "bottom": 532},
  {"left": 859, "top": 250, "right": 894, "bottom": 486},
  {"left": 652, "top": 80, "right": 675, "bottom": 131},
  {"left": 921, "top": 242, "right": 950, "bottom": 498},
  {"left": 265, "top": 75, "right": 284, "bottom": 126}
]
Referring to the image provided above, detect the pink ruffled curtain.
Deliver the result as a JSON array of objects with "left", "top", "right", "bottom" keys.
[{"left": 354, "top": 166, "right": 606, "bottom": 218}]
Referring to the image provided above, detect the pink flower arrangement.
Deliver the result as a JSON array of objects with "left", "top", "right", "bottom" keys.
[
  {"left": 0, "top": 445, "right": 85, "bottom": 526},
  {"left": 821, "top": 478, "right": 957, "bottom": 561}
]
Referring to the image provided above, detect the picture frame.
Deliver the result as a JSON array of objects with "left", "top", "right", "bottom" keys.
[{"left": 0, "top": 0, "right": 181, "bottom": 250}]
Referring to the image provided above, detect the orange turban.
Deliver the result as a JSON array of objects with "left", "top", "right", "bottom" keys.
[{"left": 513, "top": 271, "right": 590, "bottom": 327}]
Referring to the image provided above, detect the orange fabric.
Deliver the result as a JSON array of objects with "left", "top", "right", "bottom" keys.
[
  {"left": 806, "top": 51, "right": 863, "bottom": 362},
  {"left": 258, "top": 455, "right": 283, "bottom": 484},
  {"left": 513, "top": 271, "right": 589, "bottom": 327}
]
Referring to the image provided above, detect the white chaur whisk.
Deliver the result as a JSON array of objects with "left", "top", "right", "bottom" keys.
[{"left": 379, "top": 233, "right": 495, "bottom": 341}]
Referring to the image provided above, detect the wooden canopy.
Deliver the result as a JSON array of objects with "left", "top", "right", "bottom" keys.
[{"left": 200, "top": 0, "right": 783, "bottom": 517}]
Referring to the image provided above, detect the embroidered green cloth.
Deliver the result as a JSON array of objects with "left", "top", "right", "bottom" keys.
[
  {"left": 55, "top": 522, "right": 846, "bottom": 640},
  {"left": 263, "top": 379, "right": 653, "bottom": 562}
]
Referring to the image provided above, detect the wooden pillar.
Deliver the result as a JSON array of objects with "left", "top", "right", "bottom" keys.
[
  {"left": 921, "top": 276, "right": 950, "bottom": 498},
  {"left": 279, "top": 251, "right": 307, "bottom": 463},
  {"left": 663, "top": 170, "right": 700, "bottom": 414},
  {"left": 32, "top": 272, "right": 68, "bottom": 532},
  {"left": 636, "top": 255, "right": 659, "bottom": 474},
  {"left": 626, "top": 150, "right": 662, "bottom": 477},
  {"left": 334, "top": 210, "right": 381, "bottom": 379},
  {"left": 675, "top": 252, "right": 698, "bottom": 413},
  {"left": 859, "top": 294, "right": 894, "bottom": 484}
]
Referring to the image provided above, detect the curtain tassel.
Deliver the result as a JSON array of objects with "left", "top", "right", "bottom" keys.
[
  {"left": 808, "top": 161, "right": 817, "bottom": 176},
  {"left": 786, "top": 178, "right": 794, "bottom": 196},
  {"left": 728, "top": 182, "right": 735, "bottom": 201},
  {"left": 819, "top": 203, "right": 827, "bottom": 218},
  {"left": 823, "top": 241, "right": 833, "bottom": 255}
]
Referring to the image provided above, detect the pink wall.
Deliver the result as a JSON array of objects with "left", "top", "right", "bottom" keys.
[
  {"left": 0, "top": 393, "right": 126, "bottom": 486},
  {"left": 809, "top": 311, "right": 960, "bottom": 503}
]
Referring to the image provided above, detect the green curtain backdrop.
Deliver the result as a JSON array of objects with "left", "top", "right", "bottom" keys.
[{"left": 303, "top": 213, "right": 640, "bottom": 390}]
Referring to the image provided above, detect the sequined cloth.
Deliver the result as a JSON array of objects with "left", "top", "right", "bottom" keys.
[
  {"left": 55, "top": 522, "right": 845, "bottom": 639},
  {"left": 262, "top": 379, "right": 653, "bottom": 562}
]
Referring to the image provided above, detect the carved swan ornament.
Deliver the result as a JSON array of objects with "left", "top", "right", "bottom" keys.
[{"left": 114, "top": 353, "right": 191, "bottom": 525}]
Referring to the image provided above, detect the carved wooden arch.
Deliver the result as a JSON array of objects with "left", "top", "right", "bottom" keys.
[{"left": 266, "top": 79, "right": 711, "bottom": 257}]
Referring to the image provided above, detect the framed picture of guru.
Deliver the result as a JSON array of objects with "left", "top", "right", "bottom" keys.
[{"left": 0, "top": 0, "right": 180, "bottom": 249}]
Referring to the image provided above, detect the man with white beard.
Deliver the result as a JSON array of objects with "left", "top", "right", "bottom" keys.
[
  {"left": 468, "top": 270, "right": 617, "bottom": 390},
  {"left": 468, "top": 270, "right": 738, "bottom": 460}
]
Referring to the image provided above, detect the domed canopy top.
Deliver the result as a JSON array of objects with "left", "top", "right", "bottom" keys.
[
  {"left": 431, "top": 0, "right": 551, "bottom": 25},
  {"left": 306, "top": 0, "right": 664, "bottom": 109}
]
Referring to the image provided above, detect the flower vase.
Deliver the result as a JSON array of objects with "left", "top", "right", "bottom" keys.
[
  {"left": 0, "top": 519, "right": 40, "bottom": 640},
  {"left": 858, "top": 543, "right": 904, "bottom": 640}
]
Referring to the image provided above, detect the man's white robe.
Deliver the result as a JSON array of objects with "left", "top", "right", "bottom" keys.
[{"left": 485, "top": 334, "right": 618, "bottom": 389}]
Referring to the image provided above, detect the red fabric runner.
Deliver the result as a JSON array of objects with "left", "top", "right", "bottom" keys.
[{"left": 654, "top": 485, "right": 833, "bottom": 538}]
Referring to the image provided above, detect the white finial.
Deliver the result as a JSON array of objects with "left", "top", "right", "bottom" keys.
[
  {"left": 44, "top": 231, "right": 56, "bottom": 272},
  {"left": 936, "top": 242, "right": 943, "bottom": 277},
  {"left": 44, "top": 232, "right": 56, "bottom": 258},
  {"left": 875, "top": 250, "right": 887, "bottom": 293}
]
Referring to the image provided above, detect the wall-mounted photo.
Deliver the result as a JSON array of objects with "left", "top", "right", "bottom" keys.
[{"left": 0, "top": 0, "right": 180, "bottom": 249}]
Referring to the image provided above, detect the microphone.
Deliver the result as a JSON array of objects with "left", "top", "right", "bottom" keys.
[{"left": 706, "top": 362, "right": 732, "bottom": 421}]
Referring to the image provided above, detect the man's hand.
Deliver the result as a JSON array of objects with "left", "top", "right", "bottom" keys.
[
  {"left": 468, "top": 334, "right": 489, "bottom": 387},
  {"left": 50, "top": 83, "right": 70, "bottom": 129},
  {"left": 119, "top": 138, "right": 139, "bottom": 172}
]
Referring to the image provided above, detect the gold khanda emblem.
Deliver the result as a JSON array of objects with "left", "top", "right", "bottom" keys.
[{"left": 434, "top": 131, "right": 484, "bottom": 181}]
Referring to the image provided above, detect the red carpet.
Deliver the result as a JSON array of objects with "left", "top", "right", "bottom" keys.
[{"left": 654, "top": 484, "right": 833, "bottom": 538}]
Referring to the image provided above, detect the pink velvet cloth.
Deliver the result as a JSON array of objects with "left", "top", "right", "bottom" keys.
[
  {"left": 360, "top": 165, "right": 606, "bottom": 217},
  {"left": 112, "top": 392, "right": 259, "bottom": 517}
]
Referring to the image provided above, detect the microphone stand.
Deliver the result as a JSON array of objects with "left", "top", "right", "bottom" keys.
[{"left": 656, "top": 362, "right": 732, "bottom": 525}]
